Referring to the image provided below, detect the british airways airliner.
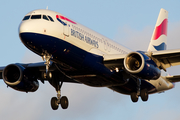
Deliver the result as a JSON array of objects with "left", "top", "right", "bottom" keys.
[{"left": 0, "top": 8, "right": 179, "bottom": 110}]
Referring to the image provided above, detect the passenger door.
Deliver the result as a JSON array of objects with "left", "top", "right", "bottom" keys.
[{"left": 63, "top": 23, "right": 69, "bottom": 37}]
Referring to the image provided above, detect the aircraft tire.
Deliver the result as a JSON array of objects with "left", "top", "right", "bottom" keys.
[
  {"left": 51, "top": 97, "right": 59, "bottom": 110},
  {"left": 60, "top": 96, "right": 69, "bottom": 109},
  {"left": 130, "top": 92, "right": 138, "bottom": 102},
  {"left": 140, "top": 89, "right": 148, "bottom": 101}
]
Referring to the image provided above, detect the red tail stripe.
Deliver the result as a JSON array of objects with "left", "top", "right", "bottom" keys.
[{"left": 153, "top": 19, "right": 168, "bottom": 40}]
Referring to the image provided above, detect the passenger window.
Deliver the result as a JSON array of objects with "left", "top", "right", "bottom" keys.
[
  {"left": 23, "top": 15, "right": 30, "bottom": 21},
  {"left": 31, "top": 15, "right": 41, "bottom": 19},
  {"left": 43, "top": 15, "right": 49, "bottom": 21},
  {"left": 48, "top": 16, "right": 54, "bottom": 22}
]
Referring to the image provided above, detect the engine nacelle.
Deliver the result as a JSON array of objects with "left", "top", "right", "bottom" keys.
[
  {"left": 124, "top": 51, "right": 161, "bottom": 80},
  {"left": 2, "top": 64, "right": 39, "bottom": 92}
]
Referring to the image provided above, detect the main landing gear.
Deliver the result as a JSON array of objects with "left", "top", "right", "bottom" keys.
[
  {"left": 130, "top": 89, "right": 149, "bottom": 102},
  {"left": 42, "top": 53, "right": 69, "bottom": 110},
  {"left": 130, "top": 79, "right": 149, "bottom": 103},
  {"left": 51, "top": 82, "right": 69, "bottom": 110}
]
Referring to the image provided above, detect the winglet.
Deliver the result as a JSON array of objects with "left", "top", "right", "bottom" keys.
[{"left": 147, "top": 8, "right": 168, "bottom": 51}]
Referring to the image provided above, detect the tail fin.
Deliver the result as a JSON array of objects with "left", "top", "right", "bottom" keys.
[{"left": 147, "top": 8, "right": 168, "bottom": 51}]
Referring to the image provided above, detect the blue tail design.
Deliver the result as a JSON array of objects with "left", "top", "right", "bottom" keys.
[{"left": 153, "top": 42, "right": 166, "bottom": 51}]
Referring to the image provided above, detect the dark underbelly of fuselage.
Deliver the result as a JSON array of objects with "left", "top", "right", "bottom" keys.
[{"left": 19, "top": 32, "right": 156, "bottom": 95}]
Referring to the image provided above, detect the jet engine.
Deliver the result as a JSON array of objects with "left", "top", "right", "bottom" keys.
[
  {"left": 124, "top": 51, "right": 161, "bottom": 80},
  {"left": 2, "top": 64, "right": 39, "bottom": 92}
]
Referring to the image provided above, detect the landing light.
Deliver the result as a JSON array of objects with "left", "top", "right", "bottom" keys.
[{"left": 115, "top": 68, "right": 119, "bottom": 72}]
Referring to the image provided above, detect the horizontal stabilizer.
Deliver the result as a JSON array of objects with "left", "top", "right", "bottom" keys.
[{"left": 166, "top": 75, "right": 180, "bottom": 83}]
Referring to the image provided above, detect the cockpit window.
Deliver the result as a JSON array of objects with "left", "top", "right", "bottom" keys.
[
  {"left": 48, "top": 16, "right": 54, "bottom": 22},
  {"left": 23, "top": 15, "right": 30, "bottom": 21},
  {"left": 43, "top": 15, "right": 49, "bottom": 21},
  {"left": 31, "top": 15, "right": 41, "bottom": 19},
  {"left": 22, "top": 14, "right": 54, "bottom": 22}
]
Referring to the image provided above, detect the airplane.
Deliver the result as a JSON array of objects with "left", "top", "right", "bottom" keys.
[{"left": 0, "top": 8, "right": 180, "bottom": 110}]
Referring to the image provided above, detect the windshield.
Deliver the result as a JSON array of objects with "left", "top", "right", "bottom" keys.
[
  {"left": 22, "top": 14, "right": 54, "bottom": 22},
  {"left": 23, "top": 15, "right": 30, "bottom": 21},
  {"left": 31, "top": 15, "right": 41, "bottom": 19}
]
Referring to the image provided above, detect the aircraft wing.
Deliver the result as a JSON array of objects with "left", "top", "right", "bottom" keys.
[
  {"left": 0, "top": 62, "right": 51, "bottom": 79},
  {"left": 149, "top": 49, "right": 180, "bottom": 69},
  {"left": 103, "top": 54, "right": 127, "bottom": 69},
  {"left": 0, "top": 62, "right": 79, "bottom": 83},
  {"left": 103, "top": 49, "right": 180, "bottom": 71}
]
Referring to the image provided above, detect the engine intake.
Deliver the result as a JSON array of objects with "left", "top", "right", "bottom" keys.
[
  {"left": 124, "top": 52, "right": 161, "bottom": 80},
  {"left": 2, "top": 64, "right": 39, "bottom": 92}
]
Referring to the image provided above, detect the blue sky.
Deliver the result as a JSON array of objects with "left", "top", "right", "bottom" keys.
[{"left": 1, "top": 0, "right": 180, "bottom": 120}]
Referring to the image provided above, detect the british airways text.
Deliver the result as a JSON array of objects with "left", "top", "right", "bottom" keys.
[{"left": 71, "top": 29, "right": 99, "bottom": 48}]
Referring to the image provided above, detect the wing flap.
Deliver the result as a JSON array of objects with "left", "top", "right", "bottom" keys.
[
  {"left": 151, "top": 49, "right": 180, "bottom": 69},
  {"left": 103, "top": 54, "right": 126, "bottom": 69}
]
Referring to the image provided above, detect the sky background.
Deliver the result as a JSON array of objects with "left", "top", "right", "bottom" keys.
[{"left": 1, "top": 0, "right": 180, "bottom": 120}]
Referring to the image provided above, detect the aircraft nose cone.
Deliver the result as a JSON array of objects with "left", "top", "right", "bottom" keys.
[
  {"left": 19, "top": 22, "right": 29, "bottom": 34},
  {"left": 18, "top": 21, "right": 39, "bottom": 44},
  {"left": 19, "top": 22, "right": 28, "bottom": 43}
]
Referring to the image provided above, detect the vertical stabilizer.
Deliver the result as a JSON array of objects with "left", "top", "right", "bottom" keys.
[{"left": 147, "top": 8, "right": 168, "bottom": 51}]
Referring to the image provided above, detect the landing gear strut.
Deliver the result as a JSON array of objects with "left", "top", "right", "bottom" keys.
[
  {"left": 50, "top": 81, "right": 69, "bottom": 110},
  {"left": 42, "top": 53, "right": 53, "bottom": 79}
]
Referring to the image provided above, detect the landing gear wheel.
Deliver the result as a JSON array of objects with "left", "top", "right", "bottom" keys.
[
  {"left": 131, "top": 92, "right": 138, "bottom": 102},
  {"left": 140, "top": 89, "right": 148, "bottom": 101},
  {"left": 60, "top": 96, "right": 69, "bottom": 109},
  {"left": 51, "top": 97, "right": 59, "bottom": 110}
]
